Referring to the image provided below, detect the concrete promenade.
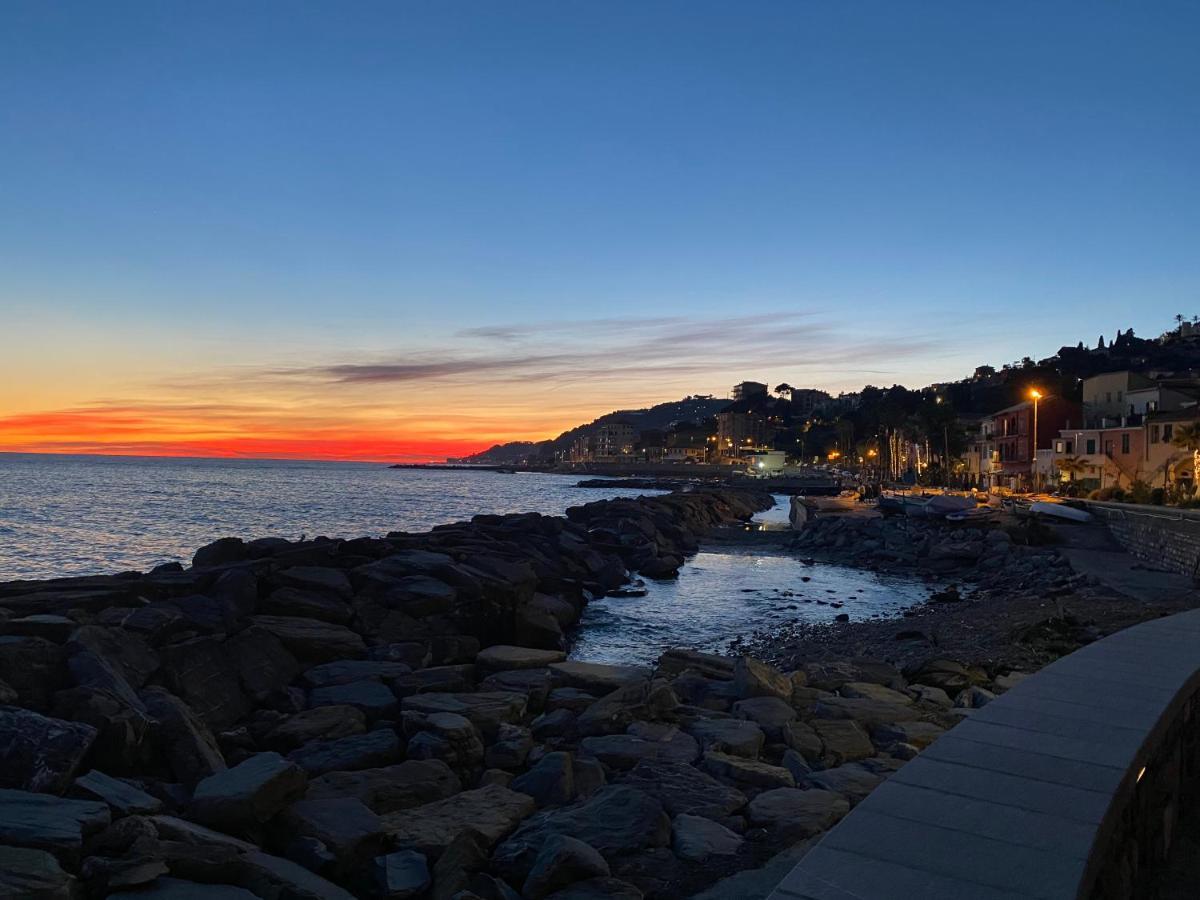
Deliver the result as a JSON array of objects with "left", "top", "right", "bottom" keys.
[{"left": 768, "top": 607, "right": 1200, "bottom": 899}]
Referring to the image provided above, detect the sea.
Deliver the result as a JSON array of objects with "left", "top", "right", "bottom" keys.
[{"left": 0, "top": 453, "right": 931, "bottom": 664}]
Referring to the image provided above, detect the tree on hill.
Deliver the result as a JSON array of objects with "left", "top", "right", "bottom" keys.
[{"left": 774, "top": 383, "right": 794, "bottom": 396}]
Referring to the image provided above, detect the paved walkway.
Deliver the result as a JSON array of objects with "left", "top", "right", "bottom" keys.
[
  {"left": 1052, "top": 520, "right": 1197, "bottom": 606},
  {"left": 768, "top": 607, "right": 1200, "bottom": 900}
]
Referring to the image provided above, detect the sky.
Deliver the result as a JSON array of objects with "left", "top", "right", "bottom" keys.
[{"left": 1, "top": 2, "right": 1197, "bottom": 461}]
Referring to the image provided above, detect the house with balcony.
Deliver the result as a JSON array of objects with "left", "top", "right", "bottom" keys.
[
  {"left": 1051, "top": 424, "right": 1146, "bottom": 491},
  {"left": 984, "top": 396, "right": 1080, "bottom": 491}
]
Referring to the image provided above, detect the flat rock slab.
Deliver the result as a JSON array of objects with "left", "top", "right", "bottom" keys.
[
  {"left": 400, "top": 691, "right": 527, "bottom": 739},
  {"left": 288, "top": 730, "right": 402, "bottom": 777},
  {"left": 261, "top": 705, "right": 367, "bottom": 752},
  {"left": 746, "top": 787, "right": 849, "bottom": 835},
  {"left": 549, "top": 661, "right": 650, "bottom": 694},
  {"left": 309, "top": 680, "right": 399, "bottom": 719},
  {"left": 811, "top": 719, "right": 874, "bottom": 766},
  {"left": 301, "top": 660, "right": 412, "bottom": 687},
  {"left": 702, "top": 751, "right": 796, "bottom": 789},
  {"left": 0, "top": 788, "right": 111, "bottom": 862},
  {"left": 191, "top": 752, "right": 307, "bottom": 830},
  {"left": 812, "top": 696, "right": 920, "bottom": 727},
  {"left": 382, "top": 784, "right": 536, "bottom": 857},
  {"left": 0, "top": 707, "right": 98, "bottom": 794},
  {"left": 801, "top": 762, "right": 886, "bottom": 806},
  {"left": 249, "top": 616, "right": 367, "bottom": 664},
  {"left": 306, "top": 759, "right": 461, "bottom": 813},
  {"left": 281, "top": 797, "right": 384, "bottom": 861},
  {"left": 619, "top": 759, "right": 747, "bottom": 819},
  {"left": 0, "top": 845, "right": 78, "bottom": 899},
  {"left": 477, "top": 645, "right": 567, "bottom": 673},
  {"left": 672, "top": 813, "right": 743, "bottom": 861},
  {"left": 579, "top": 730, "right": 699, "bottom": 769},
  {"left": 683, "top": 717, "right": 765, "bottom": 757},
  {"left": 73, "top": 769, "right": 162, "bottom": 815}
]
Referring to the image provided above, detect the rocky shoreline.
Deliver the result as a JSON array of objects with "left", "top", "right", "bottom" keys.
[{"left": 0, "top": 489, "right": 1183, "bottom": 899}]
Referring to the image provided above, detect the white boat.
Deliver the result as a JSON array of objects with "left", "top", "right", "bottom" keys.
[
  {"left": 906, "top": 494, "right": 976, "bottom": 518},
  {"left": 1030, "top": 501, "right": 1093, "bottom": 523}
]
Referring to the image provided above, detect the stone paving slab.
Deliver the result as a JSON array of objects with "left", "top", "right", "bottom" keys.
[
  {"left": 888, "top": 756, "right": 1111, "bottom": 824},
  {"left": 768, "top": 607, "right": 1200, "bottom": 900}
]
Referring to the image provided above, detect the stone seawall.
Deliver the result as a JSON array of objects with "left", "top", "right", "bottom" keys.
[{"left": 1081, "top": 501, "right": 1200, "bottom": 578}]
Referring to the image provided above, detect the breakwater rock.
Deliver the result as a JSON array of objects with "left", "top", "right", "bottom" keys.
[{"left": 0, "top": 489, "right": 835, "bottom": 899}]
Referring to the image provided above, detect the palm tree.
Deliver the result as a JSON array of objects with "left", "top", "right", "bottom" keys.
[{"left": 1172, "top": 422, "right": 1200, "bottom": 491}]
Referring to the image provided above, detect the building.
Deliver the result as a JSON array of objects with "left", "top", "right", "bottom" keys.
[
  {"left": 732, "top": 381, "right": 769, "bottom": 401},
  {"left": 984, "top": 396, "right": 1080, "bottom": 491},
  {"left": 788, "top": 388, "right": 832, "bottom": 417},
  {"left": 664, "top": 446, "right": 706, "bottom": 463},
  {"left": 716, "top": 410, "right": 768, "bottom": 460},
  {"left": 1125, "top": 379, "right": 1200, "bottom": 418},
  {"left": 594, "top": 422, "right": 635, "bottom": 459},
  {"left": 746, "top": 449, "right": 787, "bottom": 475},
  {"left": 1081, "top": 371, "right": 1152, "bottom": 424},
  {"left": 1051, "top": 424, "right": 1146, "bottom": 490}
]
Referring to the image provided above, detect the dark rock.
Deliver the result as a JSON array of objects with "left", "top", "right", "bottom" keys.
[
  {"left": 481, "top": 669, "right": 554, "bottom": 710},
  {"left": 193, "top": 538, "right": 248, "bottom": 568},
  {"left": 656, "top": 649, "right": 735, "bottom": 681},
  {"left": 576, "top": 681, "right": 677, "bottom": 738},
  {"left": 224, "top": 626, "right": 301, "bottom": 704},
  {"left": 249, "top": 616, "right": 367, "bottom": 664},
  {"left": 276, "top": 567, "right": 353, "bottom": 599},
  {"left": 493, "top": 786, "right": 670, "bottom": 882},
  {"left": 682, "top": 717, "right": 764, "bottom": 758},
  {"left": 288, "top": 729, "right": 402, "bottom": 777},
  {"left": 372, "top": 849, "right": 430, "bottom": 899},
  {"left": 279, "top": 797, "right": 385, "bottom": 866},
  {"left": 368, "top": 642, "right": 432, "bottom": 669},
  {"left": 532, "top": 708, "right": 576, "bottom": 740},
  {"left": 579, "top": 725, "right": 698, "bottom": 770},
  {"left": 190, "top": 752, "right": 307, "bottom": 831},
  {"left": 3, "top": 614, "right": 76, "bottom": 642},
  {"left": 406, "top": 712, "right": 484, "bottom": 772},
  {"left": 381, "top": 784, "right": 536, "bottom": 857},
  {"left": 260, "top": 587, "right": 352, "bottom": 624},
  {"left": 72, "top": 769, "right": 162, "bottom": 815},
  {"left": 261, "top": 705, "right": 367, "bottom": 752},
  {"left": 0, "top": 788, "right": 110, "bottom": 863},
  {"left": 618, "top": 760, "right": 746, "bottom": 819},
  {"left": 0, "top": 636, "right": 65, "bottom": 710},
  {"left": 732, "top": 657, "right": 791, "bottom": 701},
  {"left": 476, "top": 645, "right": 566, "bottom": 673},
  {"left": 0, "top": 845, "right": 78, "bottom": 899},
  {"left": 701, "top": 752, "right": 795, "bottom": 789},
  {"left": 390, "top": 664, "right": 476, "bottom": 698},
  {"left": 237, "top": 849, "right": 358, "bottom": 900},
  {"left": 158, "top": 637, "right": 250, "bottom": 730},
  {"left": 0, "top": 707, "right": 98, "bottom": 794},
  {"left": 745, "top": 787, "right": 848, "bottom": 835},
  {"left": 310, "top": 680, "right": 399, "bottom": 719},
  {"left": 510, "top": 751, "right": 574, "bottom": 807},
  {"left": 485, "top": 723, "right": 534, "bottom": 769},
  {"left": 671, "top": 813, "right": 742, "bottom": 861},
  {"left": 523, "top": 834, "right": 610, "bottom": 900},
  {"left": 546, "top": 688, "right": 600, "bottom": 714},
  {"left": 140, "top": 687, "right": 227, "bottom": 784},
  {"left": 400, "top": 691, "right": 526, "bottom": 740},
  {"left": 549, "top": 662, "right": 649, "bottom": 695},
  {"left": 305, "top": 759, "right": 461, "bottom": 813},
  {"left": 302, "top": 659, "right": 412, "bottom": 687}
]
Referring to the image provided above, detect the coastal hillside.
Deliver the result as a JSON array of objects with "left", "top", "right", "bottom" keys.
[{"left": 462, "top": 396, "right": 732, "bottom": 465}]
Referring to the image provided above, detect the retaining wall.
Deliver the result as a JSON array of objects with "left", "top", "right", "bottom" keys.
[{"left": 1080, "top": 501, "right": 1200, "bottom": 578}]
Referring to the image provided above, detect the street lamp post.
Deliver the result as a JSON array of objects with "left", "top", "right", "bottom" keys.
[{"left": 1030, "top": 389, "right": 1042, "bottom": 494}]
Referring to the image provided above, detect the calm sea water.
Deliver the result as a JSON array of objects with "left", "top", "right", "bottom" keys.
[
  {"left": 0, "top": 453, "right": 928, "bottom": 664},
  {"left": 0, "top": 453, "right": 664, "bottom": 581}
]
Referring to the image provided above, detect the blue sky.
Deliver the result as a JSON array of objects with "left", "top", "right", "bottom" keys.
[{"left": 1, "top": 2, "right": 1197, "bottom": 457}]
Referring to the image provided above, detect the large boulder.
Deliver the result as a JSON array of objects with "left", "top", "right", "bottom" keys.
[
  {"left": 260, "top": 587, "right": 352, "bottom": 624},
  {"left": 801, "top": 762, "right": 887, "bottom": 806},
  {"left": 549, "top": 662, "right": 649, "bottom": 694},
  {"left": 0, "top": 845, "right": 78, "bottom": 899},
  {"left": 279, "top": 797, "right": 385, "bottom": 866},
  {"left": 493, "top": 786, "right": 670, "bottom": 882},
  {"left": 476, "top": 645, "right": 566, "bottom": 673},
  {"left": 0, "top": 636, "right": 65, "bottom": 710},
  {"left": 670, "top": 814, "right": 742, "bottom": 862},
  {"left": 72, "top": 769, "right": 162, "bottom": 815},
  {"left": 301, "top": 660, "right": 412, "bottom": 687},
  {"left": 0, "top": 707, "right": 97, "bottom": 794},
  {"left": 157, "top": 637, "right": 250, "bottom": 730},
  {"left": 0, "top": 788, "right": 110, "bottom": 864},
  {"left": 224, "top": 626, "right": 301, "bottom": 704},
  {"left": 275, "top": 566, "right": 353, "bottom": 599},
  {"left": 287, "top": 730, "right": 401, "bottom": 777},
  {"left": 249, "top": 616, "right": 367, "bottom": 664},
  {"left": 309, "top": 680, "right": 399, "bottom": 719},
  {"left": 511, "top": 751, "right": 575, "bottom": 807},
  {"left": 140, "top": 687, "right": 227, "bottom": 784},
  {"left": 190, "top": 752, "right": 307, "bottom": 831},
  {"left": 682, "top": 717, "right": 764, "bottom": 758},
  {"left": 617, "top": 760, "right": 746, "bottom": 819},
  {"left": 382, "top": 784, "right": 535, "bottom": 857},
  {"left": 811, "top": 719, "right": 874, "bottom": 767},
  {"left": 746, "top": 787, "right": 849, "bottom": 835},
  {"left": 523, "top": 834, "right": 611, "bottom": 900},
  {"left": 701, "top": 752, "right": 795, "bottom": 790},
  {"left": 305, "top": 760, "right": 461, "bottom": 814},
  {"left": 579, "top": 726, "right": 698, "bottom": 770},
  {"left": 732, "top": 657, "right": 791, "bottom": 701},
  {"left": 400, "top": 692, "right": 526, "bottom": 740},
  {"left": 260, "top": 705, "right": 367, "bottom": 752}
]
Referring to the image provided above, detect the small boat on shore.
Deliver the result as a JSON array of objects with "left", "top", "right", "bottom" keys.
[
  {"left": 806, "top": 490, "right": 862, "bottom": 512},
  {"left": 945, "top": 506, "right": 998, "bottom": 523},
  {"left": 1030, "top": 501, "right": 1093, "bottom": 523}
]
